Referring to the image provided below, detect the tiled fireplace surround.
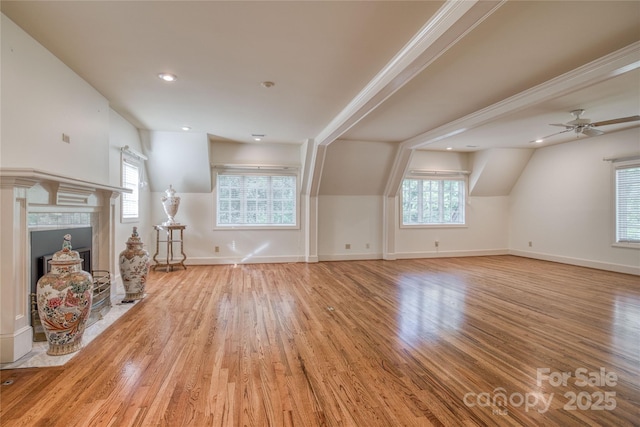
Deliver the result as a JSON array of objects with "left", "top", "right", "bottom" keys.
[{"left": 0, "top": 168, "right": 126, "bottom": 363}]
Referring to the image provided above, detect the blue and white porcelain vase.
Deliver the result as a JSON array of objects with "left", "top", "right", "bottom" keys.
[
  {"left": 36, "top": 234, "right": 93, "bottom": 356},
  {"left": 119, "top": 226, "right": 150, "bottom": 300}
]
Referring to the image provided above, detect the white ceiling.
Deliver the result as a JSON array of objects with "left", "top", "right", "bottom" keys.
[{"left": 1, "top": 0, "right": 639, "bottom": 152}]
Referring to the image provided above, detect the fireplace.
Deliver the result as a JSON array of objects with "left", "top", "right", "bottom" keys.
[{"left": 0, "top": 168, "right": 127, "bottom": 363}]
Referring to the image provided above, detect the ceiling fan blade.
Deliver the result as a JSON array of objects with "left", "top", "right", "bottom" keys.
[
  {"left": 581, "top": 127, "right": 605, "bottom": 137},
  {"left": 591, "top": 115, "right": 640, "bottom": 127},
  {"left": 530, "top": 128, "right": 574, "bottom": 143},
  {"left": 549, "top": 123, "right": 571, "bottom": 128}
]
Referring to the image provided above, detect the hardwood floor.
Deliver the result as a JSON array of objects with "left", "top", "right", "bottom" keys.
[{"left": 1, "top": 256, "right": 638, "bottom": 426}]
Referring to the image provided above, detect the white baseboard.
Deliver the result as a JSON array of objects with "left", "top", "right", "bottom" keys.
[
  {"left": 185, "top": 255, "right": 304, "bottom": 265},
  {"left": 509, "top": 250, "right": 640, "bottom": 276},
  {"left": 395, "top": 249, "right": 509, "bottom": 259},
  {"left": 0, "top": 326, "right": 33, "bottom": 364},
  {"left": 318, "top": 253, "right": 383, "bottom": 262},
  {"left": 164, "top": 250, "right": 638, "bottom": 276}
]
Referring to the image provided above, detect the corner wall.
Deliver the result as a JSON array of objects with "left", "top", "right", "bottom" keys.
[{"left": 509, "top": 127, "right": 640, "bottom": 275}]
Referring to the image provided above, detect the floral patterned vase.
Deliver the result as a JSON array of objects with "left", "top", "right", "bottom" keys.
[
  {"left": 36, "top": 234, "right": 93, "bottom": 356},
  {"left": 161, "top": 185, "right": 180, "bottom": 225},
  {"left": 119, "top": 226, "right": 150, "bottom": 300}
]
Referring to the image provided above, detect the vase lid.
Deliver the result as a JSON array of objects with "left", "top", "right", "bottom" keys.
[
  {"left": 164, "top": 185, "right": 176, "bottom": 196},
  {"left": 51, "top": 234, "right": 81, "bottom": 264},
  {"left": 126, "top": 226, "right": 144, "bottom": 245}
]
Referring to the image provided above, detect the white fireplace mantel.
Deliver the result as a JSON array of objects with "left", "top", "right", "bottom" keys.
[{"left": 0, "top": 168, "right": 129, "bottom": 363}]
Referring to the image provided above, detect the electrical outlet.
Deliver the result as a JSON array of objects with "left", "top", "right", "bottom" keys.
[
  {"left": 528, "top": 241, "right": 532, "bottom": 247},
  {"left": 215, "top": 246, "right": 220, "bottom": 253},
  {"left": 435, "top": 241, "right": 439, "bottom": 247},
  {"left": 345, "top": 244, "right": 351, "bottom": 250},
  {"left": 366, "top": 243, "right": 370, "bottom": 249},
  {"left": 62, "top": 133, "right": 70, "bottom": 143}
]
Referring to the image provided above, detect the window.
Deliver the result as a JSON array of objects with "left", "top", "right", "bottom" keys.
[
  {"left": 615, "top": 162, "right": 640, "bottom": 244},
  {"left": 401, "top": 178, "right": 465, "bottom": 226},
  {"left": 216, "top": 173, "right": 297, "bottom": 227},
  {"left": 121, "top": 157, "right": 140, "bottom": 222}
]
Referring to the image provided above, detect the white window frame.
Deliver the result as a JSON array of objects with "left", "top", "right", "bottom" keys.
[
  {"left": 400, "top": 173, "right": 467, "bottom": 228},
  {"left": 214, "top": 170, "right": 299, "bottom": 230},
  {"left": 612, "top": 158, "right": 640, "bottom": 249},
  {"left": 121, "top": 154, "right": 141, "bottom": 223}
]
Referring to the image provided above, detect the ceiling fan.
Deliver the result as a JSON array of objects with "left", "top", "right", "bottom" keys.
[{"left": 532, "top": 109, "right": 640, "bottom": 143}]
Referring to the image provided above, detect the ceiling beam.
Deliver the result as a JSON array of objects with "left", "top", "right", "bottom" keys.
[
  {"left": 382, "top": 40, "right": 640, "bottom": 200},
  {"left": 401, "top": 41, "right": 640, "bottom": 151},
  {"left": 308, "top": 0, "right": 506, "bottom": 199},
  {"left": 313, "top": 0, "right": 505, "bottom": 148}
]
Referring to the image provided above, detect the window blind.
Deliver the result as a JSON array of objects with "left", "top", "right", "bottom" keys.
[
  {"left": 217, "top": 174, "right": 296, "bottom": 226},
  {"left": 122, "top": 159, "right": 139, "bottom": 220},
  {"left": 616, "top": 165, "right": 640, "bottom": 243},
  {"left": 401, "top": 178, "right": 465, "bottom": 225}
]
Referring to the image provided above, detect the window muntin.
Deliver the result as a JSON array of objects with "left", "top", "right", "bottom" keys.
[
  {"left": 121, "top": 157, "right": 140, "bottom": 221},
  {"left": 615, "top": 163, "right": 640, "bottom": 244},
  {"left": 401, "top": 178, "right": 465, "bottom": 226},
  {"left": 216, "top": 174, "right": 297, "bottom": 227}
]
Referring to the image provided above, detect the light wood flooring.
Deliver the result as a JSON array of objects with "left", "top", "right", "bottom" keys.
[{"left": 1, "top": 256, "right": 638, "bottom": 426}]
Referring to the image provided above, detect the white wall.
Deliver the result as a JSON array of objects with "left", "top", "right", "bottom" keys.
[
  {"left": 1, "top": 14, "right": 110, "bottom": 183},
  {"left": 318, "top": 195, "right": 383, "bottom": 260},
  {"left": 145, "top": 131, "right": 212, "bottom": 193},
  {"left": 109, "top": 110, "right": 153, "bottom": 289},
  {"left": 395, "top": 195, "right": 510, "bottom": 258},
  {"left": 1, "top": 13, "right": 153, "bottom": 290},
  {"left": 509, "top": 127, "right": 640, "bottom": 274},
  {"left": 391, "top": 150, "right": 509, "bottom": 258},
  {"left": 148, "top": 140, "right": 306, "bottom": 264},
  {"left": 152, "top": 190, "right": 305, "bottom": 264}
]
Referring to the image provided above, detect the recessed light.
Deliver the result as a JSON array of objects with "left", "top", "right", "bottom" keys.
[
  {"left": 158, "top": 73, "right": 177, "bottom": 82},
  {"left": 252, "top": 134, "right": 265, "bottom": 141},
  {"left": 260, "top": 81, "right": 275, "bottom": 88},
  {"left": 181, "top": 126, "right": 191, "bottom": 131},
  {"left": 535, "top": 139, "right": 544, "bottom": 143},
  {"left": 446, "top": 147, "right": 453, "bottom": 150}
]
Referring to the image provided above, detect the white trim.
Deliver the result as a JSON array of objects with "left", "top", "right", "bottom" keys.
[
  {"left": 185, "top": 256, "right": 304, "bottom": 265},
  {"left": 0, "top": 326, "right": 33, "bottom": 365},
  {"left": 603, "top": 154, "right": 640, "bottom": 163},
  {"left": 211, "top": 163, "right": 299, "bottom": 172},
  {"left": 509, "top": 250, "right": 640, "bottom": 276},
  {"left": 395, "top": 249, "right": 509, "bottom": 259},
  {"left": 120, "top": 145, "right": 147, "bottom": 161},
  {"left": 318, "top": 253, "right": 383, "bottom": 262},
  {"left": 0, "top": 168, "right": 128, "bottom": 194},
  {"left": 612, "top": 158, "right": 640, "bottom": 246},
  {"left": 408, "top": 169, "right": 470, "bottom": 177}
]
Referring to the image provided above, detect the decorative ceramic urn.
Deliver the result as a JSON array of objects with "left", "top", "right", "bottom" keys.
[
  {"left": 36, "top": 234, "right": 93, "bottom": 356},
  {"left": 119, "top": 226, "right": 150, "bottom": 300},
  {"left": 161, "top": 185, "right": 181, "bottom": 225}
]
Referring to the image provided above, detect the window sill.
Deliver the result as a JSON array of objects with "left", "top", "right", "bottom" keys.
[
  {"left": 214, "top": 225, "right": 300, "bottom": 231},
  {"left": 400, "top": 223, "right": 467, "bottom": 229},
  {"left": 612, "top": 242, "right": 640, "bottom": 250}
]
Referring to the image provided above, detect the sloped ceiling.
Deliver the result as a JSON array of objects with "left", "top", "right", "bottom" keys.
[
  {"left": 320, "top": 140, "right": 396, "bottom": 196},
  {"left": 1, "top": 1, "right": 639, "bottom": 196}
]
